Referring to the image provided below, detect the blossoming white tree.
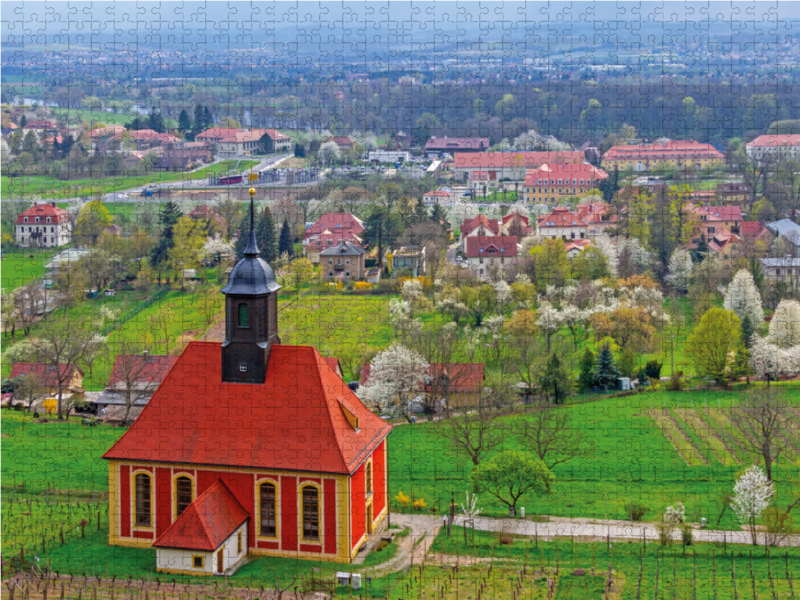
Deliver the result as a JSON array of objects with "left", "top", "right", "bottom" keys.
[
  {"left": 359, "top": 343, "right": 429, "bottom": 419},
  {"left": 767, "top": 300, "right": 800, "bottom": 348},
  {"left": 665, "top": 248, "right": 694, "bottom": 292},
  {"left": 732, "top": 466, "right": 774, "bottom": 545},
  {"left": 536, "top": 302, "right": 563, "bottom": 352},
  {"left": 388, "top": 298, "right": 422, "bottom": 342},
  {"left": 724, "top": 270, "right": 764, "bottom": 326}
]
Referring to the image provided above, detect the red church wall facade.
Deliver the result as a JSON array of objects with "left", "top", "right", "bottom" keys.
[
  {"left": 350, "top": 461, "right": 366, "bottom": 550},
  {"left": 109, "top": 461, "right": 357, "bottom": 562}
]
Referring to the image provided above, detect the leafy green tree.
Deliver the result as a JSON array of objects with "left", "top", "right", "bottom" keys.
[
  {"left": 74, "top": 200, "right": 112, "bottom": 247},
  {"left": 279, "top": 218, "right": 294, "bottom": 258},
  {"left": 539, "top": 353, "right": 573, "bottom": 404},
  {"left": 147, "top": 108, "right": 165, "bottom": 133},
  {"left": 578, "top": 348, "right": 596, "bottom": 392},
  {"left": 233, "top": 207, "right": 251, "bottom": 259},
  {"left": 597, "top": 165, "right": 619, "bottom": 203},
  {"left": 529, "top": 239, "right": 571, "bottom": 288},
  {"left": 256, "top": 206, "right": 277, "bottom": 263},
  {"left": 741, "top": 314, "right": 755, "bottom": 349},
  {"left": 414, "top": 197, "right": 428, "bottom": 222},
  {"left": 167, "top": 216, "right": 208, "bottom": 289},
  {"left": 362, "top": 206, "right": 403, "bottom": 268},
  {"left": 594, "top": 343, "right": 621, "bottom": 391},
  {"left": 178, "top": 109, "right": 192, "bottom": 135},
  {"left": 470, "top": 450, "right": 554, "bottom": 514},
  {"left": 686, "top": 308, "right": 744, "bottom": 387},
  {"left": 572, "top": 247, "right": 610, "bottom": 280},
  {"left": 150, "top": 200, "right": 183, "bottom": 281}
]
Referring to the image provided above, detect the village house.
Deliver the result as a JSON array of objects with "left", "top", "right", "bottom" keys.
[
  {"left": 103, "top": 199, "right": 391, "bottom": 573},
  {"left": 15, "top": 201, "right": 72, "bottom": 248},
  {"left": 746, "top": 134, "right": 800, "bottom": 162},
  {"left": 452, "top": 151, "right": 585, "bottom": 183},
  {"left": 601, "top": 139, "right": 725, "bottom": 172},
  {"left": 391, "top": 246, "right": 426, "bottom": 277},
  {"left": 424, "top": 136, "right": 490, "bottom": 158},
  {"left": 117, "top": 129, "right": 180, "bottom": 150},
  {"left": 303, "top": 213, "right": 365, "bottom": 264},
  {"left": 715, "top": 182, "right": 751, "bottom": 204},
  {"left": 693, "top": 205, "right": 742, "bottom": 236},
  {"left": 320, "top": 241, "right": 366, "bottom": 282},
  {"left": 766, "top": 219, "right": 800, "bottom": 248},
  {"left": 360, "top": 362, "right": 485, "bottom": 412},
  {"left": 575, "top": 202, "right": 619, "bottom": 237},
  {"left": 196, "top": 128, "right": 291, "bottom": 157},
  {"left": 423, "top": 190, "right": 455, "bottom": 204},
  {"left": 325, "top": 136, "right": 355, "bottom": 150},
  {"left": 9, "top": 363, "right": 84, "bottom": 397},
  {"left": 93, "top": 354, "right": 179, "bottom": 422},
  {"left": 500, "top": 211, "right": 534, "bottom": 238},
  {"left": 522, "top": 163, "right": 608, "bottom": 205},
  {"left": 463, "top": 236, "right": 519, "bottom": 281},
  {"left": 761, "top": 256, "right": 800, "bottom": 287},
  {"left": 460, "top": 214, "right": 500, "bottom": 252},
  {"left": 537, "top": 208, "right": 589, "bottom": 242}
]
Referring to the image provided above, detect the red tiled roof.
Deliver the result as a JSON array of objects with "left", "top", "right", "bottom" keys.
[
  {"left": 118, "top": 129, "right": 180, "bottom": 143},
  {"left": 304, "top": 213, "right": 365, "bottom": 239},
  {"left": 603, "top": 140, "right": 724, "bottom": 160},
  {"left": 524, "top": 163, "right": 608, "bottom": 185},
  {"left": 423, "top": 190, "right": 454, "bottom": 198},
  {"left": 327, "top": 136, "right": 354, "bottom": 146},
  {"left": 697, "top": 205, "right": 742, "bottom": 222},
  {"left": 152, "top": 480, "right": 249, "bottom": 551},
  {"left": 461, "top": 214, "right": 500, "bottom": 236},
  {"left": 9, "top": 363, "right": 83, "bottom": 387},
  {"left": 739, "top": 221, "right": 768, "bottom": 237},
  {"left": 425, "top": 137, "right": 490, "bottom": 152},
  {"left": 454, "top": 151, "right": 584, "bottom": 169},
  {"left": 197, "top": 128, "right": 290, "bottom": 143},
  {"left": 502, "top": 212, "right": 529, "bottom": 226},
  {"left": 308, "top": 232, "right": 363, "bottom": 248},
  {"left": 108, "top": 355, "right": 178, "bottom": 387},
  {"left": 747, "top": 134, "right": 800, "bottom": 148},
  {"left": 464, "top": 236, "right": 519, "bottom": 258},
  {"left": 361, "top": 363, "right": 485, "bottom": 393},
  {"left": 103, "top": 343, "right": 391, "bottom": 474},
  {"left": 16, "top": 202, "right": 71, "bottom": 225},
  {"left": 323, "top": 357, "right": 343, "bottom": 378},
  {"left": 90, "top": 125, "right": 126, "bottom": 137},
  {"left": 537, "top": 208, "right": 588, "bottom": 229}
]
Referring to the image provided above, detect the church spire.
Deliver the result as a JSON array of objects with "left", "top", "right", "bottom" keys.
[{"left": 244, "top": 170, "right": 259, "bottom": 258}]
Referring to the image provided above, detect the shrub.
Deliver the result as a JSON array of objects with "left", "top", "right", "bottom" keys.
[
  {"left": 412, "top": 497, "right": 427, "bottom": 511},
  {"left": 13, "top": 403, "right": 24, "bottom": 411},
  {"left": 681, "top": 524, "right": 694, "bottom": 546},
  {"left": 354, "top": 281, "right": 372, "bottom": 293},
  {"left": 395, "top": 491, "right": 411, "bottom": 507},
  {"left": 644, "top": 360, "right": 663, "bottom": 380},
  {"left": 623, "top": 500, "right": 649, "bottom": 521}
]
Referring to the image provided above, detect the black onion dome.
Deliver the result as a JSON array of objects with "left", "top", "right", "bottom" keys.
[{"left": 222, "top": 256, "right": 281, "bottom": 295}]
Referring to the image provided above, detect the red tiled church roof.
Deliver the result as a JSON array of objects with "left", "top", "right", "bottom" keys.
[
  {"left": 103, "top": 342, "right": 391, "bottom": 474},
  {"left": 152, "top": 480, "right": 249, "bottom": 551}
]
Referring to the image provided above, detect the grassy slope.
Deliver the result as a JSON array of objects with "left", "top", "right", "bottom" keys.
[{"left": 1, "top": 247, "right": 59, "bottom": 293}]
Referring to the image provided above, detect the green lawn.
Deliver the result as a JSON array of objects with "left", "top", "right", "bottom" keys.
[
  {"left": 1, "top": 247, "right": 58, "bottom": 293},
  {"left": 387, "top": 390, "right": 800, "bottom": 526}
]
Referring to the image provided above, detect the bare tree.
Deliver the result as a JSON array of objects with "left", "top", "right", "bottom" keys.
[
  {"left": 731, "top": 387, "right": 794, "bottom": 481},
  {"left": 412, "top": 323, "right": 476, "bottom": 415},
  {"left": 515, "top": 398, "right": 589, "bottom": 470},
  {"left": 13, "top": 371, "right": 46, "bottom": 411},
  {"left": 12, "top": 283, "right": 45, "bottom": 336},
  {"left": 213, "top": 196, "right": 242, "bottom": 241},
  {"left": 435, "top": 378, "right": 514, "bottom": 466},
  {"left": 23, "top": 321, "right": 105, "bottom": 419},
  {"left": 109, "top": 342, "right": 171, "bottom": 423}
]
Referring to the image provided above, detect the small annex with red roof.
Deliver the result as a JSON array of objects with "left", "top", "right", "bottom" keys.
[{"left": 103, "top": 197, "right": 392, "bottom": 574}]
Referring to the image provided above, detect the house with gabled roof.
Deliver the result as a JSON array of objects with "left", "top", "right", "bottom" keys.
[
  {"left": 537, "top": 208, "right": 589, "bottom": 241},
  {"left": 103, "top": 197, "right": 391, "bottom": 573},
  {"left": 460, "top": 214, "right": 500, "bottom": 252},
  {"left": 463, "top": 236, "right": 519, "bottom": 281}
]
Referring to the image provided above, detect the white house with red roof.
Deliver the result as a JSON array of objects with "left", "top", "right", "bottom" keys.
[
  {"left": 196, "top": 128, "right": 291, "bottom": 157},
  {"left": 9, "top": 362, "right": 84, "bottom": 396},
  {"left": 746, "top": 134, "right": 800, "bottom": 162},
  {"left": 15, "top": 201, "right": 72, "bottom": 248},
  {"left": 303, "top": 213, "right": 365, "bottom": 264},
  {"left": 103, "top": 199, "right": 391, "bottom": 572},
  {"left": 500, "top": 211, "right": 534, "bottom": 238},
  {"left": 460, "top": 214, "right": 500, "bottom": 252},
  {"left": 537, "top": 207, "right": 589, "bottom": 241},
  {"left": 423, "top": 189, "right": 455, "bottom": 203},
  {"left": 463, "top": 236, "right": 519, "bottom": 281},
  {"left": 117, "top": 129, "right": 181, "bottom": 150}
]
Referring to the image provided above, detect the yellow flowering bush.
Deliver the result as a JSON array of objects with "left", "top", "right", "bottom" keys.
[{"left": 395, "top": 491, "right": 411, "bottom": 507}]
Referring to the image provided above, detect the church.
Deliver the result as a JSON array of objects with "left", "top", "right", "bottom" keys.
[{"left": 103, "top": 189, "right": 392, "bottom": 575}]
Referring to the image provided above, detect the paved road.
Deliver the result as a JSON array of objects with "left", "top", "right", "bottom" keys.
[{"left": 452, "top": 514, "right": 800, "bottom": 547}]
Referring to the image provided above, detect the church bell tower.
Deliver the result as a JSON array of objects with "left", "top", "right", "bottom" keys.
[{"left": 220, "top": 173, "right": 281, "bottom": 383}]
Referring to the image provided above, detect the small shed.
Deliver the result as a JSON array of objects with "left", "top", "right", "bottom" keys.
[
  {"left": 153, "top": 480, "right": 249, "bottom": 576},
  {"left": 617, "top": 377, "right": 631, "bottom": 391}
]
